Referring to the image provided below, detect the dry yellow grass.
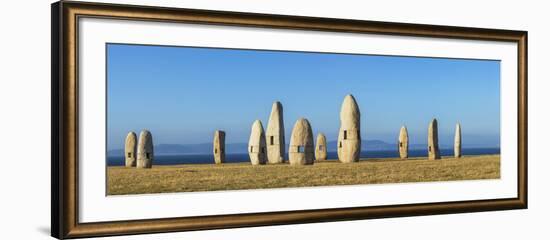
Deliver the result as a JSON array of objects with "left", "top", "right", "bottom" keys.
[{"left": 107, "top": 154, "right": 500, "bottom": 195}]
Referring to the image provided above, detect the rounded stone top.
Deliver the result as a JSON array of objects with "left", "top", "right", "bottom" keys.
[
  {"left": 138, "top": 130, "right": 153, "bottom": 149},
  {"left": 125, "top": 132, "right": 137, "bottom": 150},
  {"left": 267, "top": 101, "right": 284, "bottom": 133},
  {"left": 455, "top": 123, "right": 461, "bottom": 139},
  {"left": 126, "top": 131, "right": 136, "bottom": 138},
  {"left": 399, "top": 125, "right": 408, "bottom": 135},
  {"left": 272, "top": 101, "right": 282, "bottom": 109},
  {"left": 249, "top": 120, "right": 265, "bottom": 145},
  {"left": 399, "top": 125, "right": 408, "bottom": 140},
  {"left": 340, "top": 94, "right": 360, "bottom": 129},
  {"left": 126, "top": 131, "right": 136, "bottom": 142},
  {"left": 316, "top": 133, "right": 326, "bottom": 144},
  {"left": 290, "top": 118, "right": 313, "bottom": 146},
  {"left": 428, "top": 119, "right": 439, "bottom": 141},
  {"left": 270, "top": 101, "right": 283, "bottom": 118},
  {"left": 139, "top": 129, "right": 151, "bottom": 138}
]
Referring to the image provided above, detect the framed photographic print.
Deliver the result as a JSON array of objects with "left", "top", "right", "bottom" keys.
[{"left": 51, "top": 1, "right": 527, "bottom": 239}]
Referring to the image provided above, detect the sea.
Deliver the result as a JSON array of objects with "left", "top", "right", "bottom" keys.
[{"left": 107, "top": 148, "right": 500, "bottom": 166}]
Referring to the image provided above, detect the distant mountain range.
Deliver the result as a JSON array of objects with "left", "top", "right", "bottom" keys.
[{"left": 107, "top": 139, "right": 497, "bottom": 156}]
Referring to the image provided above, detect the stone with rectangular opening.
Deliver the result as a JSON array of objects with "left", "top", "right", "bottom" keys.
[
  {"left": 137, "top": 130, "right": 154, "bottom": 168},
  {"left": 266, "top": 101, "right": 285, "bottom": 164},
  {"left": 289, "top": 118, "right": 314, "bottom": 165},
  {"left": 315, "top": 133, "right": 327, "bottom": 161},
  {"left": 213, "top": 130, "right": 226, "bottom": 164},
  {"left": 249, "top": 120, "right": 267, "bottom": 165},
  {"left": 398, "top": 126, "right": 409, "bottom": 159},
  {"left": 124, "top": 131, "right": 137, "bottom": 167},
  {"left": 337, "top": 94, "right": 361, "bottom": 163}
]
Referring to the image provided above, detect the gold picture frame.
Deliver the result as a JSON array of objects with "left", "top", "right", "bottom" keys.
[{"left": 51, "top": 1, "right": 527, "bottom": 239}]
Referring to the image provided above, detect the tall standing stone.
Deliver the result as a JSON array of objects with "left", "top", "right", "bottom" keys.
[
  {"left": 398, "top": 126, "right": 409, "bottom": 159},
  {"left": 454, "top": 123, "right": 462, "bottom": 158},
  {"left": 315, "top": 133, "right": 327, "bottom": 161},
  {"left": 289, "top": 118, "right": 314, "bottom": 165},
  {"left": 337, "top": 94, "right": 361, "bottom": 163},
  {"left": 213, "top": 130, "right": 226, "bottom": 164},
  {"left": 248, "top": 120, "right": 267, "bottom": 165},
  {"left": 125, "top": 132, "right": 137, "bottom": 167},
  {"left": 137, "top": 130, "right": 154, "bottom": 168},
  {"left": 428, "top": 119, "right": 441, "bottom": 160},
  {"left": 266, "top": 101, "right": 285, "bottom": 164}
]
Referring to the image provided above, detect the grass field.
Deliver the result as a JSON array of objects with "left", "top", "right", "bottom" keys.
[{"left": 107, "top": 154, "right": 500, "bottom": 195}]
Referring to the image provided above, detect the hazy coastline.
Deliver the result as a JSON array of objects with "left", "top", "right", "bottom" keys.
[{"left": 107, "top": 147, "right": 499, "bottom": 166}]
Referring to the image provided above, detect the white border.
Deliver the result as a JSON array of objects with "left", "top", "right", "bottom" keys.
[{"left": 79, "top": 18, "right": 518, "bottom": 223}]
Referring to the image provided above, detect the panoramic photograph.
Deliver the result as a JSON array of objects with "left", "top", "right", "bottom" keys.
[{"left": 106, "top": 43, "right": 500, "bottom": 195}]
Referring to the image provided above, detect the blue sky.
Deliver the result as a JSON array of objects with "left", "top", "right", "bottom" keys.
[{"left": 107, "top": 43, "right": 500, "bottom": 150}]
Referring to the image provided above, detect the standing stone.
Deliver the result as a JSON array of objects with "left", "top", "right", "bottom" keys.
[
  {"left": 337, "top": 94, "right": 361, "bottom": 163},
  {"left": 398, "top": 126, "right": 409, "bottom": 159},
  {"left": 137, "top": 130, "right": 154, "bottom": 168},
  {"left": 213, "top": 130, "right": 226, "bottom": 164},
  {"left": 125, "top": 132, "right": 137, "bottom": 167},
  {"left": 248, "top": 120, "right": 267, "bottom": 165},
  {"left": 289, "top": 118, "right": 314, "bottom": 165},
  {"left": 315, "top": 133, "right": 327, "bottom": 161},
  {"left": 454, "top": 123, "right": 462, "bottom": 158},
  {"left": 266, "top": 101, "right": 285, "bottom": 164},
  {"left": 428, "top": 119, "right": 441, "bottom": 160}
]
